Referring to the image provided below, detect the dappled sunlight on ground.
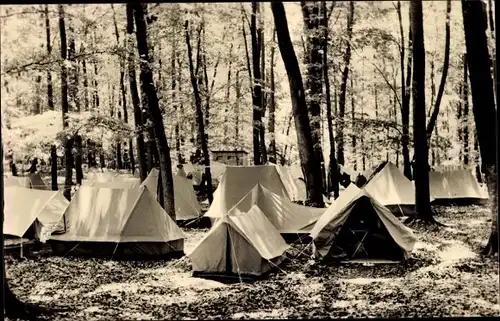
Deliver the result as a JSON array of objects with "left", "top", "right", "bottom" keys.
[{"left": 5, "top": 204, "right": 499, "bottom": 319}]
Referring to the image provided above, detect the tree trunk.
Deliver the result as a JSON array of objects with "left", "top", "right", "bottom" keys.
[
  {"left": 33, "top": 75, "right": 42, "bottom": 115},
  {"left": 59, "top": 5, "right": 73, "bottom": 201},
  {"left": 44, "top": 4, "right": 54, "bottom": 111},
  {"left": 50, "top": 145, "right": 58, "bottom": 190},
  {"left": 74, "top": 135, "right": 83, "bottom": 184},
  {"left": 337, "top": 0, "right": 355, "bottom": 166},
  {"left": 462, "top": 0, "right": 498, "bottom": 256},
  {"left": 186, "top": 19, "right": 213, "bottom": 204},
  {"left": 251, "top": 2, "right": 263, "bottom": 165},
  {"left": 462, "top": 53, "right": 470, "bottom": 166},
  {"left": 259, "top": 8, "right": 268, "bottom": 164},
  {"left": 93, "top": 62, "right": 100, "bottom": 110},
  {"left": 323, "top": 2, "right": 339, "bottom": 199},
  {"left": 301, "top": 1, "right": 326, "bottom": 187},
  {"left": 268, "top": 29, "right": 277, "bottom": 162},
  {"left": 410, "top": 0, "right": 434, "bottom": 222},
  {"left": 112, "top": 4, "right": 134, "bottom": 173},
  {"left": 133, "top": 3, "right": 176, "bottom": 219},
  {"left": 235, "top": 69, "right": 241, "bottom": 154},
  {"left": 177, "top": 55, "right": 185, "bottom": 163},
  {"left": 397, "top": 1, "right": 413, "bottom": 180},
  {"left": 126, "top": 5, "right": 147, "bottom": 181},
  {"left": 172, "top": 41, "right": 182, "bottom": 164},
  {"left": 223, "top": 44, "right": 233, "bottom": 145},
  {"left": 426, "top": 0, "right": 451, "bottom": 141},
  {"left": 271, "top": 2, "right": 324, "bottom": 207},
  {"left": 82, "top": 56, "right": 89, "bottom": 111},
  {"left": 350, "top": 76, "right": 357, "bottom": 170}
]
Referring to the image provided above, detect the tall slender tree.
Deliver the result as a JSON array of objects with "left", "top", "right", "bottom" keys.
[
  {"left": 126, "top": 4, "right": 147, "bottom": 181},
  {"left": 132, "top": 3, "right": 176, "bottom": 219},
  {"left": 301, "top": 1, "right": 326, "bottom": 190},
  {"left": 268, "top": 29, "right": 277, "bottom": 162},
  {"left": 59, "top": 4, "right": 73, "bottom": 201},
  {"left": 396, "top": 0, "right": 413, "bottom": 179},
  {"left": 185, "top": 19, "right": 213, "bottom": 204},
  {"left": 337, "top": 0, "right": 355, "bottom": 166},
  {"left": 271, "top": 1, "right": 324, "bottom": 207},
  {"left": 44, "top": 4, "right": 54, "bottom": 111},
  {"left": 251, "top": 2, "right": 263, "bottom": 165},
  {"left": 462, "top": 0, "right": 498, "bottom": 256},
  {"left": 323, "top": 1, "right": 339, "bottom": 199},
  {"left": 408, "top": 0, "right": 436, "bottom": 224},
  {"left": 426, "top": 0, "right": 451, "bottom": 141}
]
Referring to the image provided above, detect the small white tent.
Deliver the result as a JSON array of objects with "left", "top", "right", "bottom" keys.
[
  {"left": 4, "top": 186, "right": 69, "bottom": 241},
  {"left": 188, "top": 205, "right": 289, "bottom": 281},
  {"left": 50, "top": 186, "right": 186, "bottom": 258}
]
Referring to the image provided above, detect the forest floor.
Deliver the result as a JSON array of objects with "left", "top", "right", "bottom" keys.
[{"left": 5, "top": 204, "right": 499, "bottom": 320}]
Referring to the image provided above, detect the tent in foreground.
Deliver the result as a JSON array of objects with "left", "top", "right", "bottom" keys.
[
  {"left": 49, "top": 186, "right": 186, "bottom": 259},
  {"left": 226, "top": 183, "right": 325, "bottom": 235},
  {"left": 4, "top": 186, "right": 68, "bottom": 241},
  {"left": 204, "top": 165, "right": 291, "bottom": 218},
  {"left": 430, "top": 169, "right": 488, "bottom": 205},
  {"left": 188, "top": 205, "right": 289, "bottom": 282},
  {"left": 363, "top": 162, "right": 423, "bottom": 216},
  {"left": 310, "top": 184, "right": 417, "bottom": 263},
  {"left": 141, "top": 168, "right": 202, "bottom": 221}
]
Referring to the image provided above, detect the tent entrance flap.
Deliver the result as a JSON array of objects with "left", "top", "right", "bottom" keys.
[{"left": 326, "top": 197, "right": 405, "bottom": 262}]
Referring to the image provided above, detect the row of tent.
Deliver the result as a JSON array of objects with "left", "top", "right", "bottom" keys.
[
  {"left": 189, "top": 164, "right": 419, "bottom": 280},
  {"left": 3, "top": 162, "right": 488, "bottom": 282}
]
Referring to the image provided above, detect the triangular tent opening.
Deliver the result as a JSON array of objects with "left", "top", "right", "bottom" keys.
[
  {"left": 49, "top": 186, "right": 186, "bottom": 259},
  {"left": 189, "top": 205, "right": 289, "bottom": 283},
  {"left": 310, "top": 184, "right": 417, "bottom": 263},
  {"left": 204, "top": 165, "right": 291, "bottom": 218}
]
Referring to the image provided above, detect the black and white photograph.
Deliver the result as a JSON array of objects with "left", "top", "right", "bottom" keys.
[{"left": 0, "top": 1, "right": 498, "bottom": 319}]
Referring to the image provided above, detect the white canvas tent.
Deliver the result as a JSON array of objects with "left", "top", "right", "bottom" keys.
[
  {"left": 204, "top": 165, "right": 291, "bottom": 218},
  {"left": 430, "top": 169, "right": 488, "bottom": 204},
  {"left": 50, "top": 186, "right": 186, "bottom": 258},
  {"left": 4, "top": 186, "right": 69, "bottom": 241},
  {"left": 225, "top": 183, "right": 325, "bottom": 234},
  {"left": 363, "top": 162, "right": 425, "bottom": 216},
  {"left": 140, "top": 168, "right": 202, "bottom": 221},
  {"left": 188, "top": 205, "right": 289, "bottom": 281},
  {"left": 310, "top": 184, "right": 417, "bottom": 262}
]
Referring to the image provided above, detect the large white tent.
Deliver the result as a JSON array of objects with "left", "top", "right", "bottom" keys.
[
  {"left": 50, "top": 186, "right": 186, "bottom": 258},
  {"left": 310, "top": 184, "right": 417, "bottom": 262}
]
